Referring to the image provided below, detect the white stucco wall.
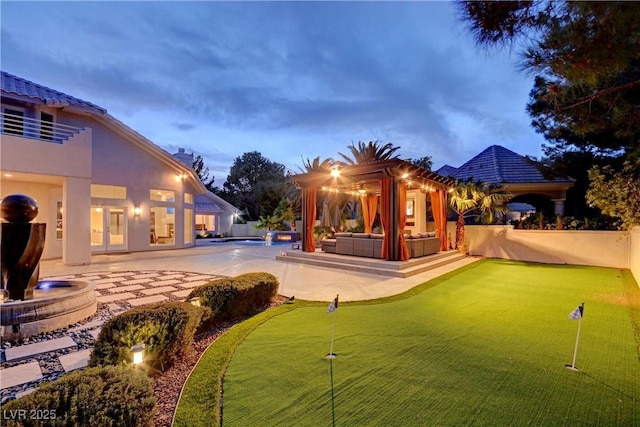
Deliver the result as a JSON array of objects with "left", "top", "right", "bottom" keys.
[
  {"left": 453, "top": 224, "right": 630, "bottom": 269},
  {"left": 630, "top": 227, "right": 640, "bottom": 285}
]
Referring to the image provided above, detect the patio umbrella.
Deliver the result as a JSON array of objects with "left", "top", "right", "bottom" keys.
[{"left": 321, "top": 201, "right": 331, "bottom": 228}]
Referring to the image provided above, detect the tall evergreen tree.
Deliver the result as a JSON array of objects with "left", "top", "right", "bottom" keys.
[
  {"left": 192, "top": 154, "right": 215, "bottom": 192},
  {"left": 218, "top": 151, "right": 287, "bottom": 221}
]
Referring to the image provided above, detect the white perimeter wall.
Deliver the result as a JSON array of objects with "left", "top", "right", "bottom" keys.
[
  {"left": 630, "top": 227, "right": 640, "bottom": 284},
  {"left": 447, "top": 223, "right": 632, "bottom": 271}
]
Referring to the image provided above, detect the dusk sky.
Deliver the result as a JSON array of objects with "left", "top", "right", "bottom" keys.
[{"left": 2, "top": 1, "right": 545, "bottom": 183}]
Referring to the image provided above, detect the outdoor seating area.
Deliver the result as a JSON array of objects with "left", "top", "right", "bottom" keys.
[{"left": 321, "top": 232, "right": 439, "bottom": 259}]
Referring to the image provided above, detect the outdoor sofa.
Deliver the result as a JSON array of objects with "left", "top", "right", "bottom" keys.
[{"left": 321, "top": 232, "right": 440, "bottom": 259}]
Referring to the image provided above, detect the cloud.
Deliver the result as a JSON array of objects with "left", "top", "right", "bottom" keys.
[{"left": 1, "top": 1, "right": 544, "bottom": 174}]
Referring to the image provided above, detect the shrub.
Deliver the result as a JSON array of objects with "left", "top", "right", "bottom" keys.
[
  {"left": 186, "top": 272, "right": 279, "bottom": 325},
  {"left": 1, "top": 365, "right": 155, "bottom": 427},
  {"left": 89, "top": 301, "right": 209, "bottom": 373}
]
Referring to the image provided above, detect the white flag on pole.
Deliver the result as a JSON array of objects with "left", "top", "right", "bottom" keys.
[
  {"left": 327, "top": 295, "right": 338, "bottom": 313},
  {"left": 569, "top": 305, "right": 583, "bottom": 320}
]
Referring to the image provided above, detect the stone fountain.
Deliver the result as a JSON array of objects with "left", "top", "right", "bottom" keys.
[{"left": 1, "top": 194, "right": 97, "bottom": 340}]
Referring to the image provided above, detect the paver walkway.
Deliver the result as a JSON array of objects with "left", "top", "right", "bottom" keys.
[{"left": 0, "top": 270, "right": 221, "bottom": 399}]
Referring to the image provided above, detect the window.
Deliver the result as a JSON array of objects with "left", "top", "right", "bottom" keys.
[
  {"left": 150, "top": 207, "right": 175, "bottom": 246},
  {"left": 150, "top": 189, "right": 175, "bottom": 202},
  {"left": 184, "top": 208, "right": 193, "bottom": 244},
  {"left": 40, "top": 112, "right": 54, "bottom": 140},
  {"left": 91, "top": 184, "right": 127, "bottom": 199},
  {"left": 3, "top": 107, "right": 24, "bottom": 135},
  {"left": 184, "top": 193, "right": 193, "bottom": 204}
]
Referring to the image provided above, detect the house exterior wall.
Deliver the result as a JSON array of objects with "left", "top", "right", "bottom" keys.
[
  {"left": 58, "top": 113, "right": 200, "bottom": 253},
  {"left": 2, "top": 104, "right": 200, "bottom": 264},
  {"left": 450, "top": 224, "right": 631, "bottom": 270}
]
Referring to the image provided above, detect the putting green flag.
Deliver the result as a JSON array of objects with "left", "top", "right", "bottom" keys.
[
  {"left": 327, "top": 295, "right": 338, "bottom": 313},
  {"left": 569, "top": 305, "right": 583, "bottom": 320}
]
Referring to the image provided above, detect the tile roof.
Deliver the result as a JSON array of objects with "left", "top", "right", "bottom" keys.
[
  {"left": 435, "top": 164, "right": 457, "bottom": 177},
  {"left": 1, "top": 71, "right": 106, "bottom": 115},
  {"left": 445, "top": 145, "right": 573, "bottom": 184}
]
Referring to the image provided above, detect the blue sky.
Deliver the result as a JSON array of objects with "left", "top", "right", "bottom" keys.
[{"left": 1, "top": 1, "right": 545, "bottom": 183}]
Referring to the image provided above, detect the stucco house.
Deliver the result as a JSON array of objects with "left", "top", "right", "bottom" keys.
[{"left": 1, "top": 70, "right": 239, "bottom": 265}]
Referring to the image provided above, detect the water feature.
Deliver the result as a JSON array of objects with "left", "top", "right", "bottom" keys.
[{"left": 0, "top": 194, "right": 96, "bottom": 340}]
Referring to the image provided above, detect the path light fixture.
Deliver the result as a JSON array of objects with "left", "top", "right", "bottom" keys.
[
  {"left": 189, "top": 297, "right": 201, "bottom": 307},
  {"left": 131, "top": 344, "right": 145, "bottom": 365}
]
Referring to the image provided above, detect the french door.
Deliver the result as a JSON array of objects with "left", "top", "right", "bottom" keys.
[{"left": 90, "top": 206, "right": 127, "bottom": 252}]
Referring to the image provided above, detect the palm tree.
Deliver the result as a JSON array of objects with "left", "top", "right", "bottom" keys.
[
  {"left": 338, "top": 140, "right": 401, "bottom": 165},
  {"left": 297, "top": 156, "right": 335, "bottom": 173},
  {"left": 449, "top": 179, "right": 511, "bottom": 253}
]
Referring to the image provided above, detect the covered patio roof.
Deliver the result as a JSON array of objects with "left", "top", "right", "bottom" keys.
[{"left": 291, "top": 159, "right": 455, "bottom": 193}]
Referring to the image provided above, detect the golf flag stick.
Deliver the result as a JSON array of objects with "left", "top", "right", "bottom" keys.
[
  {"left": 327, "top": 294, "right": 338, "bottom": 358},
  {"left": 567, "top": 303, "right": 584, "bottom": 371}
]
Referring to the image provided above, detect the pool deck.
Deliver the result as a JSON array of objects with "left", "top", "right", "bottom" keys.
[{"left": 41, "top": 241, "right": 480, "bottom": 302}]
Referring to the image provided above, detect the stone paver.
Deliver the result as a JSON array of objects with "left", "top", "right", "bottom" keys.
[
  {"left": 127, "top": 295, "right": 168, "bottom": 306},
  {"left": 184, "top": 275, "right": 216, "bottom": 281},
  {"left": 59, "top": 349, "right": 92, "bottom": 372},
  {"left": 177, "top": 280, "right": 207, "bottom": 288},
  {"left": 5, "top": 337, "right": 77, "bottom": 362},
  {"left": 89, "top": 328, "right": 101, "bottom": 340},
  {"left": 78, "top": 275, "right": 102, "bottom": 280},
  {"left": 107, "top": 284, "right": 145, "bottom": 293},
  {"left": 130, "top": 273, "right": 159, "bottom": 280},
  {"left": 15, "top": 388, "right": 37, "bottom": 398},
  {"left": 0, "top": 362, "right": 43, "bottom": 390},
  {"left": 67, "top": 319, "right": 104, "bottom": 334},
  {"left": 151, "top": 279, "right": 181, "bottom": 287},
  {"left": 171, "top": 289, "right": 192, "bottom": 298},
  {"left": 155, "top": 274, "right": 184, "bottom": 280},
  {"left": 120, "top": 278, "right": 152, "bottom": 285},
  {"left": 97, "top": 292, "right": 136, "bottom": 303},
  {"left": 140, "top": 286, "right": 177, "bottom": 295},
  {"left": 96, "top": 282, "right": 115, "bottom": 289},
  {"left": 94, "top": 277, "right": 118, "bottom": 284},
  {"left": 107, "top": 303, "right": 123, "bottom": 312}
]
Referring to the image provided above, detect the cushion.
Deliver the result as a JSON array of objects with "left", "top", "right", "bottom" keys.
[
  {"left": 352, "top": 233, "right": 371, "bottom": 239},
  {"left": 427, "top": 231, "right": 437, "bottom": 238},
  {"left": 335, "top": 232, "right": 352, "bottom": 237},
  {"left": 370, "top": 233, "right": 384, "bottom": 239}
]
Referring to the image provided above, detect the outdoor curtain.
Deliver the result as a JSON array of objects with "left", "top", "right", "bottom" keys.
[
  {"left": 303, "top": 187, "right": 317, "bottom": 252},
  {"left": 430, "top": 189, "right": 448, "bottom": 251},
  {"left": 360, "top": 195, "right": 378, "bottom": 234},
  {"left": 380, "top": 177, "right": 409, "bottom": 261},
  {"left": 397, "top": 181, "right": 409, "bottom": 261}
]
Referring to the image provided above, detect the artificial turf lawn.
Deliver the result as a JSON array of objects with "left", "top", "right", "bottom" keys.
[{"left": 178, "top": 259, "right": 640, "bottom": 426}]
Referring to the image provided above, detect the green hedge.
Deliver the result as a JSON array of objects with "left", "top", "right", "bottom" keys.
[
  {"left": 1, "top": 365, "right": 155, "bottom": 427},
  {"left": 89, "top": 301, "right": 209, "bottom": 373},
  {"left": 186, "top": 272, "right": 279, "bottom": 324}
]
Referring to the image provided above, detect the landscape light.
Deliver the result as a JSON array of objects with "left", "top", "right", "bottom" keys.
[{"left": 131, "top": 344, "right": 145, "bottom": 365}]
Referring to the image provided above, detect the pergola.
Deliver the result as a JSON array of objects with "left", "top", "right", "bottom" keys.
[{"left": 291, "top": 159, "right": 455, "bottom": 261}]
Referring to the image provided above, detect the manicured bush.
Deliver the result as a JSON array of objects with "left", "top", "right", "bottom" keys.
[
  {"left": 2, "top": 365, "right": 155, "bottom": 427},
  {"left": 186, "top": 272, "right": 279, "bottom": 324},
  {"left": 89, "top": 301, "right": 209, "bottom": 373}
]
